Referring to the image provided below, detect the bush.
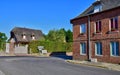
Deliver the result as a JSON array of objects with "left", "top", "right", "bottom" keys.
[{"left": 29, "top": 41, "right": 72, "bottom": 53}]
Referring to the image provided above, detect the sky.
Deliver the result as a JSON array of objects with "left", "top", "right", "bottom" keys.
[{"left": 0, "top": 0, "right": 95, "bottom": 38}]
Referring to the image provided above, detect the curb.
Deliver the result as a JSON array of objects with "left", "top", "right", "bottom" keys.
[{"left": 66, "top": 60, "right": 120, "bottom": 71}]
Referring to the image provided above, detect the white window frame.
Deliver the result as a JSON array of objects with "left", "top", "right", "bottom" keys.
[
  {"left": 80, "top": 43, "right": 86, "bottom": 55},
  {"left": 32, "top": 36, "right": 35, "bottom": 40},
  {"left": 94, "top": 21, "right": 101, "bottom": 33},
  {"left": 95, "top": 42, "right": 102, "bottom": 56},
  {"left": 94, "top": 4, "right": 102, "bottom": 13},
  {"left": 80, "top": 24, "right": 86, "bottom": 34},
  {"left": 23, "top": 35, "right": 26, "bottom": 39},
  {"left": 110, "top": 42, "right": 119, "bottom": 56},
  {"left": 109, "top": 17, "right": 118, "bottom": 31}
]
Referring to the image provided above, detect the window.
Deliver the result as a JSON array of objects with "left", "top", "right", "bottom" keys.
[
  {"left": 22, "top": 34, "right": 26, "bottom": 39},
  {"left": 31, "top": 35, "right": 35, "bottom": 40},
  {"left": 94, "top": 4, "right": 102, "bottom": 13},
  {"left": 32, "top": 36, "right": 35, "bottom": 40},
  {"left": 110, "top": 42, "right": 119, "bottom": 56},
  {"left": 95, "top": 21, "right": 101, "bottom": 33},
  {"left": 110, "top": 17, "right": 118, "bottom": 31},
  {"left": 80, "top": 24, "right": 86, "bottom": 34},
  {"left": 95, "top": 42, "right": 102, "bottom": 55},
  {"left": 80, "top": 43, "right": 86, "bottom": 55}
]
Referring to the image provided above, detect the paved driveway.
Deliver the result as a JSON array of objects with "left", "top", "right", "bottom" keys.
[{"left": 0, "top": 56, "right": 120, "bottom": 75}]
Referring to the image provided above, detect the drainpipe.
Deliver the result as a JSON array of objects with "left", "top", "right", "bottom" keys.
[{"left": 88, "top": 15, "right": 91, "bottom": 61}]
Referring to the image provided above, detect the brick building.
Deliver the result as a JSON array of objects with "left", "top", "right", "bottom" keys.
[{"left": 70, "top": 0, "right": 120, "bottom": 64}]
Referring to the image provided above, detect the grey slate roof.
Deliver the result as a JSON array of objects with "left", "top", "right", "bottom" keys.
[
  {"left": 10, "top": 27, "right": 43, "bottom": 43},
  {"left": 73, "top": 0, "right": 120, "bottom": 20}
]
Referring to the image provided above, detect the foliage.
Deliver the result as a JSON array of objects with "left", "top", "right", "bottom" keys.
[
  {"left": 66, "top": 29, "right": 73, "bottom": 42},
  {"left": 29, "top": 28, "right": 73, "bottom": 53},
  {"left": 0, "top": 32, "right": 7, "bottom": 50},
  {"left": 46, "top": 28, "right": 73, "bottom": 42},
  {"left": 29, "top": 41, "right": 72, "bottom": 53},
  {"left": 46, "top": 29, "right": 66, "bottom": 42}
]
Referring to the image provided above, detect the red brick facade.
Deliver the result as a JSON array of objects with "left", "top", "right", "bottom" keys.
[{"left": 71, "top": 7, "right": 120, "bottom": 64}]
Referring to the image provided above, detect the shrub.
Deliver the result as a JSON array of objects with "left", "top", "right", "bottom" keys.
[{"left": 29, "top": 41, "right": 72, "bottom": 53}]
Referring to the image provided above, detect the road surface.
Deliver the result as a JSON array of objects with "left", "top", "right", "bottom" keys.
[{"left": 0, "top": 56, "right": 120, "bottom": 75}]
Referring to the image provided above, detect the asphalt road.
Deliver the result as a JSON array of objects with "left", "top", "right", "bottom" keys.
[{"left": 0, "top": 56, "right": 120, "bottom": 75}]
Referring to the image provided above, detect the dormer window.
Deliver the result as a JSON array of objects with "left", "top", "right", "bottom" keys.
[
  {"left": 31, "top": 34, "right": 35, "bottom": 40},
  {"left": 22, "top": 34, "right": 26, "bottom": 39},
  {"left": 94, "top": 4, "right": 102, "bottom": 13}
]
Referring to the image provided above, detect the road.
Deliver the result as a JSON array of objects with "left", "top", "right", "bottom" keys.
[{"left": 0, "top": 56, "right": 120, "bottom": 75}]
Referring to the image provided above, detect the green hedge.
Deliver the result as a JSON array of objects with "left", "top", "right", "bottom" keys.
[{"left": 29, "top": 41, "right": 72, "bottom": 53}]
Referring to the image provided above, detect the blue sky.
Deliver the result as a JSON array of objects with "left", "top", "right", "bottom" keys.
[{"left": 0, "top": 0, "right": 94, "bottom": 38}]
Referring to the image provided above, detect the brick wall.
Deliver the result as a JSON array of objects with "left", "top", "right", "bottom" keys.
[{"left": 72, "top": 7, "right": 120, "bottom": 64}]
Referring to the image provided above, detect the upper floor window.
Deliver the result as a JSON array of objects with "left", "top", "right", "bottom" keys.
[
  {"left": 22, "top": 34, "right": 26, "bottom": 39},
  {"left": 80, "top": 42, "right": 86, "bottom": 55},
  {"left": 95, "top": 21, "right": 101, "bottom": 33},
  {"left": 80, "top": 24, "right": 86, "bottom": 34},
  {"left": 95, "top": 42, "right": 102, "bottom": 56},
  {"left": 110, "top": 42, "right": 119, "bottom": 56},
  {"left": 94, "top": 4, "right": 102, "bottom": 13},
  {"left": 110, "top": 17, "right": 118, "bottom": 31},
  {"left": 31, "top": 35, "right": 35, "bottom": 40}
]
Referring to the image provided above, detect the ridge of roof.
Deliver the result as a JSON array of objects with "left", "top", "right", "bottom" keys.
[{"left": 11, "top": 27, "right": 41, "bottom": 32}]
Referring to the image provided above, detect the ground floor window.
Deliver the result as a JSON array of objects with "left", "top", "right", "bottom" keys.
[
  {"left": 80, "top": 43, "right": 86, "bottom": 55},
  {"left": 95, "top": 42, "right": 102, "bottom": 55},
  {"left": 110, "top": 42, "right": 119, "bottom": 56}
]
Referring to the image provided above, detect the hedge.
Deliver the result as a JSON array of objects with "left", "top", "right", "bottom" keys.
[{"left": 29, "top": 41, "right": 72, "bottom": 53}]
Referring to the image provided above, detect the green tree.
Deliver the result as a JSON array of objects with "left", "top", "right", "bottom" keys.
[
  {"left": 66, "top": 29, "right": 73, "bottom": 42},
  {"left": 47, "top": 29, "right": 57, "bottom": 41},
  {"left": 46, "top": 28, "right": 66, "bottom": 42},
  {"left": 46, "top": 28, "right": 73, "bottom": 42},
  {"left": 56, "top": 28, "right": 66, "bottom": 42},
  {"left": 0, "top": 32, "right": 7, "bottom": 50}
]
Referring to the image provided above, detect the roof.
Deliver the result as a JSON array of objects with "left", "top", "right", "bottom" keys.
[
  {"left": 10, "top": 27, "right": 43, "bottom": 43},
  {"left": 72, "top": 0, "right": 120, "bottom": 20}
]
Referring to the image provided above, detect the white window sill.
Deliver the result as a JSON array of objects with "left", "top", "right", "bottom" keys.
[
  {"left": 95, "top": 55, "right": 103, "bottom": 57},
  {"left": 80, "top": 54, "right": 86, "bottom": 56},
  {"left": 110, "top": 55, "right": 119, "bottom": 57},
  {"left": 94, "top": 32, "right": 102, "bottom": 35},
  {"left": 108, "top": 30, "right": 119, "bottom": 34}
]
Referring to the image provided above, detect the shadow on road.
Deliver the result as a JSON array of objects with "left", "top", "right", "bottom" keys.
[{"left": 50, "top": 52, "right": 72, "bottom": 60}]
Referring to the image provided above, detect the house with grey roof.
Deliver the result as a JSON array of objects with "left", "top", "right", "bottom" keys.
[
  {"left": 70, "top": 0, "right": 120, "bottom": 64},
  {"left": 9, "top": 27, "right": 44, "bottom": 54}
]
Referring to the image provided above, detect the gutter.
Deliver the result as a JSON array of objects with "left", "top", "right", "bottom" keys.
[{"left": 88, "top": 15, "right": 91, "bottom": 61}]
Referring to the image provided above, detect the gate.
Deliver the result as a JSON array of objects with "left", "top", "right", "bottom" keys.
[{"left": 14, "top": 45, "right": 28, "bottom": 54}]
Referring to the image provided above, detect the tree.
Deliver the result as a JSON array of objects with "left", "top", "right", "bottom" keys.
[
  {"left": 0, "top": 32, "right": 7, "bottom": 50},
  {"left": 46, "top": 28, "right": 66, "bottom": 42},
  {"left": 47, "top": 29, "right": 57, "bottom": 41},
  {"left": 46, "top": 28, "right": 73, "bottom": 42},
  {"left": 56, "top": 28, "right": 66, "bottom": 42},
  {"left": 66, "top": 29, "right": 73, "bottom": 42}
]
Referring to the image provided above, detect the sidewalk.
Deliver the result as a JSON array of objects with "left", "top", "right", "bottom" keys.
[
  {"left": 0, "top": 52, "right": 49, "bottom": 57},
  {"left": 66, "top": 60, "right": 120, "bottom": 71},
  {"left": 0, "top": 51, "right": 15, "bottom": 56}
]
